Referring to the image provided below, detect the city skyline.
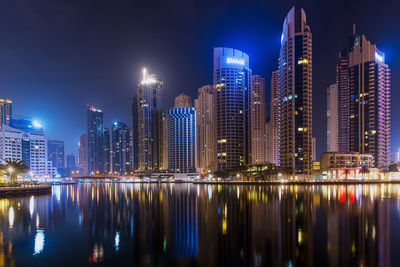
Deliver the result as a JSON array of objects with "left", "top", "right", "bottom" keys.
[{"left": 1, "top": 1, "right": 399, "bottom": 160}]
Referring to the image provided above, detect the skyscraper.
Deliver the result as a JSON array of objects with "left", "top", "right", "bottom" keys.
[
  {"left": 47, "top": 140, "right": 65, "bottom": 170},
  {"left": 112, "top": 122, "right": 133, "bottom": 174},
  {"left": 175, "top": 93, "right": 192, "bottom": 107},
  {"left": 0, "top": 98, "right": 12, "bottom": 129},
  {"left": 279, "top": 7, "right": 313, "bottom": 174},
  {"left": 327, "top": 83, "right": 339, "bottom": 152},
  {"left": 251, "top": 75, "right": 266, "bottom": 164},
  {"left": 270, "top": 70, "right": 280, "bottom": 166},
  {"left": 132, "top": 68, "right": 163, "bottom": 171},
  {"left": 66, "top": 154, "right": 76, "bottom": 169},
  {"left": 312, "top": 137, "right": 316, "bottom": 161},
  {"left": 167, "top": 104, "right": 197, "bottom": 173},
  {"left": 214, "top": 47, "right": 252, "bottom": 171},
  {"left": 103, "top": 127, "right": 111, "bottom": 174},
  {"left": 194, "top": 85, "right": 216, "bottom": 172},
  {"left": 337, "top": 47, "right": 350, "bottom": 153},
  {"left": 345, "top": 31, "right": 390, "bottom": 167},
  {"left": 78, "top": 134, "right": 88, "bottom": 175},
  {"left": 87, "top": 105, "right": 104, "bottom": 175}
]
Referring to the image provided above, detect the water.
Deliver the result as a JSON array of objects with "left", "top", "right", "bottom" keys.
[{"left": 0, "top": 182, "right": 399, "bottom": 266}]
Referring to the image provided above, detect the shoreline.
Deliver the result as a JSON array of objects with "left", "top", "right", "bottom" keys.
[
  {"left": 75, "top": 179, "right": 400, "bottom": 185},
  {"left": 0, "top": 184, "right": 52, "bottom": 197}
]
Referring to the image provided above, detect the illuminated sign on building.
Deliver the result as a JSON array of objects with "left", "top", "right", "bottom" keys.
[{"left": 226, "top": 57, "right": 245, "bottom": 65}]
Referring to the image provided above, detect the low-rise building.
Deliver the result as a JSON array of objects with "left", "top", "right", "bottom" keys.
[
  {"left": 320, "top": 152, "right": 374, "bottom": 169},
  {"left": 0, "top": 120, "right": 55, "bottom": 177}
]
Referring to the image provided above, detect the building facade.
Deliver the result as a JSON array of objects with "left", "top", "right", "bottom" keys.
[
  {"left": 0, "top": 98, "right": 12, "bottom": 129},
  {"left": 78, "top": 134, "right": 88, "bottom": 175},
  {"left": 47, "top": 140, "right": 65, "bottom": 170},
  {"left": 348, "top": 34, "right": 391, "bottom": 167},
  {"left": 111, "top": 122, "right": 133, "bottom": 174},
  {"left": 279, "top": 7, "right": 313, "bottom": 174},
  {"left": 270, "top": 70, "right": 280, "bottom": 166},
  {"left": 175, "top": 94, "right": 192, "bottom": 108},
  {"left": 132, "top": 69, "right": 163, "bottom": 171},
  {"left": 327, "top": 83, "right": 339, "bottom": 152},
  {"left": 167, "top": 106, "right": 197, "bottom": 173},
  {"left": 251, "top": 75, "right": 266, "bottom": 164},
  {"left": 320, "top": 152, "right": 374, "bottom": 169},
  {"left": 194, "top": 85, "right": 216, "bottom": 172},
  {"left": 87, "top": 105, "right": 104, "bottom": 175},
  {"left": 214, "top": 47, "right": 252, "bottom": 171},
  {"left": 103, "top": 127, "right": 111, "bottom": 174},
  {"left": 0, "top": 122, "right": 55, "bottom": 177}
]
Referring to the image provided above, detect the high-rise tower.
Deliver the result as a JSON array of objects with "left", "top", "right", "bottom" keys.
[
  {"left": 347, "top": 33, "right": 390, "bottom": 167},
  {"left": 167, "top": 97, "right": 197, "bottom": 173},
  {"left": 214, "top": 47, "right": 252, "bottom": 171},
  {"left": 327, "top": 83, "right": 339, "bottom": 152},
  {"left": 194, "top": 85, "right": 216, "bottom": 172},
  {"left": 132, "top": 68, "right": 163, "bottom": 171},
  {"left": 279, "top": 7, "right": 312, "bottom": 174},
  {"left": 270, "top": 70, "right": 280, "bottom": 166},
  {"left": 87, "top": 105, "right": 104, "bottom": 175},
  {"left": 251, "top": 75, "right": 266, "bottom": 164},
  {"left": 0, "top": 98, "right": 12, "bottom": 129}
]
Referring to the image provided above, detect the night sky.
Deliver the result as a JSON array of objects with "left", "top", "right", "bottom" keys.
[{"left": 1, "top": 0, "right": 399, "bottom": 159}]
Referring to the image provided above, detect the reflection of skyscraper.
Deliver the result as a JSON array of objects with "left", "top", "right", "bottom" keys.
[
  {"left": 78, "top": 134, "right": 88, "bottom": 175},
  {"left": 279, "top": 7, "right": 312, "bottom": 174},
  {"left": 214, "top": 47, "right": 252, "bottom": 171},
  {"left": 0, "top": 98, "right": 12, "bottom": 129},
  {"left": 251, "top": 75, "right": 266, "bottom": 164},
  {"left": 270, "top": 70, "right": 280, "bottom": 166},
  {"left": 194, "top": 85, "right": 216, "bottom": 172},
  {"left": 87, "top": 105, "right": 104, "bottom": 175},
  {"left": 132, "top": 69, "right": 163, "bottom": 171},
  {"left": 327, "top": 84, "right": 339, "bottom": 152},
  {"left": 167, "top": 105, "right": 197, "bottom": 173}
]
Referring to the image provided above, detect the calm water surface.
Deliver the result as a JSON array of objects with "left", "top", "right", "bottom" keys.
[{"left": 0, "top": 182, "right": 399, "bottom": 266}]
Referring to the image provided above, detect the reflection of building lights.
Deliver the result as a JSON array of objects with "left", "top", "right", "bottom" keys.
[
  {"left": 33, "top": 230, "right": 45, "bottom": 255},
  {"left": 115, "top": 232, "right": 120, "bottom": 251},
  {"left": 9, "top": 207, "right": 14, "bottom": 228},
  {"left": 30, "top": 196, "right": 34, "bottom": 217}
]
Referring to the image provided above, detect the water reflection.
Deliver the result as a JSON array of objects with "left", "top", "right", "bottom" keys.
[{"left": 0, "top": 183, "right": 398, "bottom": 266}]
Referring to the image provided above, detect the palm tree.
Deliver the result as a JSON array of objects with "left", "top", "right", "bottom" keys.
[
  {"left": 359, "top": 165, "right": 370, "bottom": 180},
  {"left": 343, "top": 169, "right": 351, "bottom": 181},
  {"left": 0, "top": 159, "right": 29, "bottom": 183}
]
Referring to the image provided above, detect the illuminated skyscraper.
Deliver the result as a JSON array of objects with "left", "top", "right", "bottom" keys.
[
  {"left": 194, "top": 85, "right": 216, "bottom": 172},
  {"left": 327, "top": 83, "right": 339, "bottom": 152},
  {"left": 270, "top": 70, "right": 280, "bottom": 166},
  {"left": 87, "top": 105, "right": 104, "bottom": 175},
  {"left": 103, "top": 127, "right": 111, "bottom": 174},
  {"left": 132, "top": 68, "right": 163, "bottom": 171},
  {"left": 0, "top": 98, "right": 12, "bottom": 129},
  {"left": 279, "top": 7, "right": 313, "bottom": 174},
  {"left": 345, "top": 31, "right": 391, "bottom": 167},
  {"left": 251, "top": 75, "right": 266, "bottom": 164},
  {"left": 78, "top": 134, "right": 88, "bottom": 175},
  {"left": 214, "top": 47, "right": 252, "bottom": 171},
  {"left": 167, "top": 102, "right": 197, "bottom": 173},
  {"left": 112, "top": 122, "right": 133, "bottom": 174},
  {"left": 47, "top": 140, "right": 65, "bottom": 170}
]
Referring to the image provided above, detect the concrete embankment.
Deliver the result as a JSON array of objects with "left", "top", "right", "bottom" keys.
[{"left": 0, "top": 184, "right": 52, "bottom": 197}]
